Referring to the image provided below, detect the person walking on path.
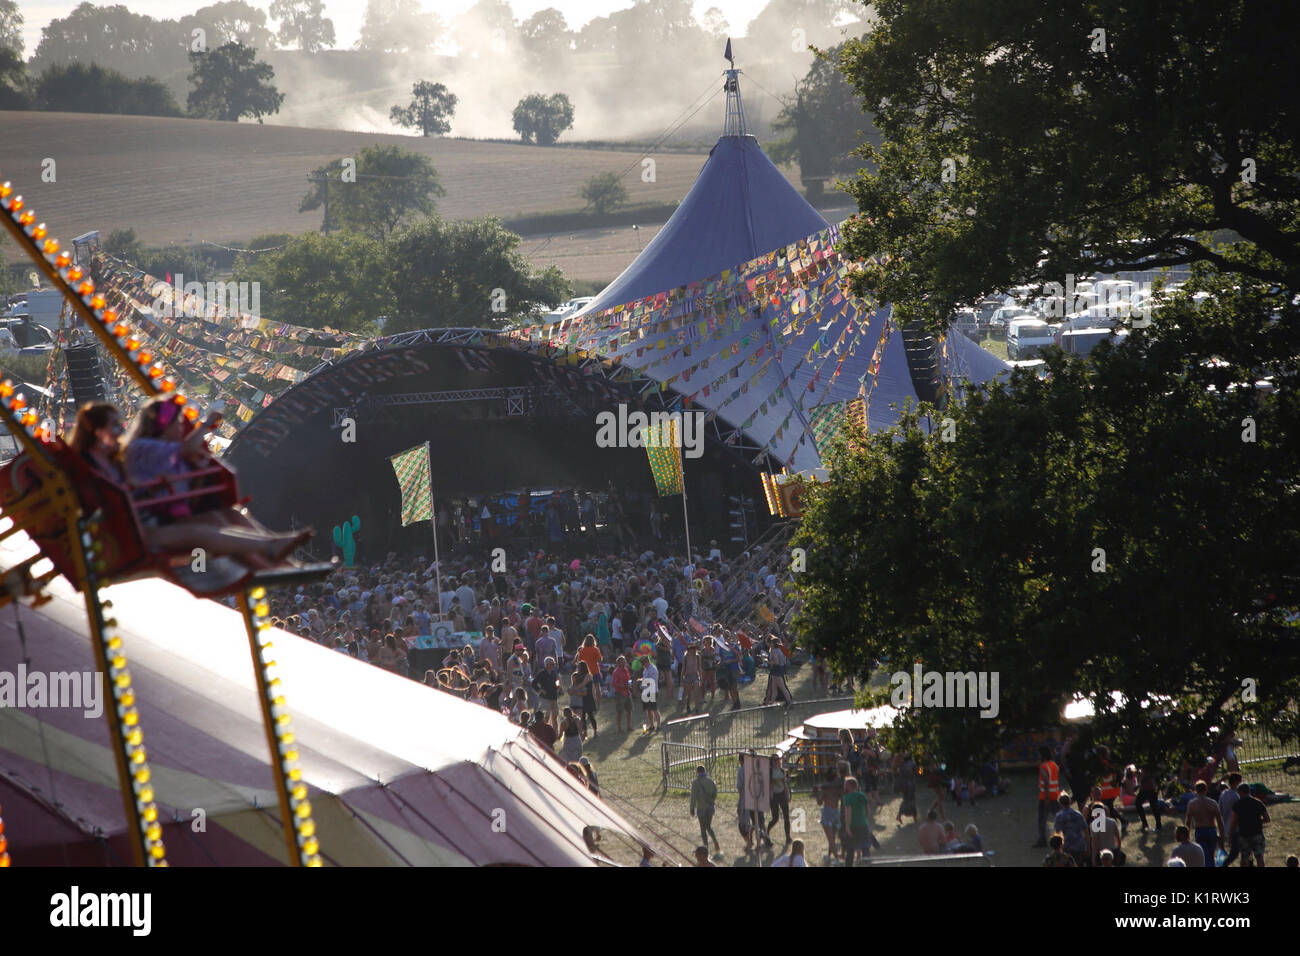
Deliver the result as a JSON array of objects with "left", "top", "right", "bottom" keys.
[
  {"left": 1135, "top": 763, "right": 1163, "bottom": 832},
  {"left": 1033, "top": 745, "right": 1061, "bottom": 848},
  {"left": 1227, "top": 782, "right": 1270, "bottom": 867},
  {"left": 767, "top": 755, "right": 792, "bottom": 844},
  {"left": 841, "top": 776, "right": 871, "bottom": 867},
  {"left": 689, "top": 765, "right": 721, "bottom": 854},
  {"left": 1184, "top": 781, "right": 1224, "bottom": 867}
]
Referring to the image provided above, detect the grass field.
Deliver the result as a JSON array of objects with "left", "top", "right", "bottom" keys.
[
  {"left": 0, "top": 112, "right": 748, "bottom": 247},
  {"left": 582, "top": 665, "right": 1300, "bottom": 867}
]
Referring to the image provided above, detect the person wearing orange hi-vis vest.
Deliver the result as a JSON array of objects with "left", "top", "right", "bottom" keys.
[{"left": 1033, "top": 745, "right": 1061, "bottom": 847}]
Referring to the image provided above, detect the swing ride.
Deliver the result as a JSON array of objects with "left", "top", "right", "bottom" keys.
[{"left": 0, "top": 175, "right": 335, "bottom": 867}]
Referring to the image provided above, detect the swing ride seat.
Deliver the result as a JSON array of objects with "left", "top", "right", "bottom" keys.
[{"left": 0, "top": 437, "right": 334, "bottom": 596}]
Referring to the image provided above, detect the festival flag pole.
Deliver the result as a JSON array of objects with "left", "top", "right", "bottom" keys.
[{"left": 426, "top": 441, "right": 444, "bottom": 620}]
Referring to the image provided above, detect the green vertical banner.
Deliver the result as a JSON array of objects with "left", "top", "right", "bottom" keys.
[
  {"left": 643, "top": 417, "right": 683, "bottom": 496},
  {"left": 390, "top": 443, "right": 433, "bottom": 526}
]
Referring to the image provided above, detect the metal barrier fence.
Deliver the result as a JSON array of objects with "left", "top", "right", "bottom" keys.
[
  {"left": 1237, "top": 710, "right": 1300, "bottom": 794},
  {"left": 660, "top": 696, "right": 855, "bottom": 792}
]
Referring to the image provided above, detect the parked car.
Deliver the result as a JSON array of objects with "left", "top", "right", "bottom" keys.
[
  {"left": 1058, "top": 327, "right": 1129, "bottom": 356},
  {"left": 1006, "top": 317, "right": 1060, "bottom": 359},
  {"left": 0, "top": 318, "right": 54, "bottom": 355}
]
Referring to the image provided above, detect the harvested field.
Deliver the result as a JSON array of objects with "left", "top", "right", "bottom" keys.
[{"left": 0, "top": 111, "right": 728, "bottom": 246}]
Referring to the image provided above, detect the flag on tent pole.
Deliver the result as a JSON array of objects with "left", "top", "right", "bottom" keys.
[
  {"left": 724, "top": 38, "right": 734, "bottom": 66},
  {"left": 643, "top": 417, "right": 684, "bottom": 496},
  {"left": 390, "top": 443, "right": 433, "bottom": 526}
]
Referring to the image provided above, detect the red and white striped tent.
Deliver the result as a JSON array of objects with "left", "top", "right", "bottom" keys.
[{"left": 0, "top": 532, "right": 651, "bottom": 866}]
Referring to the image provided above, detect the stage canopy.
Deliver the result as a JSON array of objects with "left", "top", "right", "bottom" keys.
[{"left": 576, "top": 135, "right": 830, "bottom": 317}]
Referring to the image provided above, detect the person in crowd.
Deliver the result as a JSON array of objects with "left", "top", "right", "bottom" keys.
[
  {"left": 770, "top": 839, "right": 807, "bottom": 867},
  {"left": 1227, "top": 781, "right": 1270, "bottom": 867},
  {"left": 529, "top": 708, "right": 557, "bottom": 752},
  {"left": 694, "top": 846, "right": 716, "bottom": 867},
  {"left": 577, "top": 634, "right": 603, "bottom": 698},
  {"left": 841, "top": 776, "right": 871, "bottom": 867},
  {"left": 1168, "top": 825, "right": 1206, "bottom": 867},
  {"left": 767, "top": 754, "right": 792, "bottom": 844},
  {"left": 532, "top": 656, "right": 562, "bottom": 728},
  {"left": 689, "top": 765, "right": 720, "bottom": 854},
  {"left": 679, "top": 641, "right": 702, "bottom": 714},
  {"left": 568, "top": 664, "right": 594, "bottom": 738},
  {"left": 640, "top": 653, "right": 661, "bottom": 734},
  {"left": 611, "top": 654, "right": 633, "bottom": 732},
  {"left": 72, "top": 401, "right": 307, "bottom": 571},
  {"left": 1184, "top": 780, "right": 1224, "bottom": 867},
  {"left": 1087, "top": 790, "right": 1123, "bottom": 866},
  {"left": 558, "top": 706, "right": 583, "bottom": 763},
  {"left": 1053, "top": 794, "right": 1089, "bottom": 866},
  {"left": 1041, "top": 833, "right": 1076, "bottom": 867},
  {"left": 1135, "top": 762, "right": 1163, "bottom": 831},
  {"left": 918, "top": 809, "right": 945, "bottom": 854},
  {"left": 813, "top": 765, "right": 844, "bottom": 863},
  {"left": 1033, "top": 744, "right": 1061, "bottom": 848}
]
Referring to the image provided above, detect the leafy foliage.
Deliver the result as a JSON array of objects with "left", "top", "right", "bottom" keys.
[
  {"left": 299, "top": 145, "right": 444, "bottom": 242},
  {"left": 387, "top": 216, "right": 567, "bottom": 331},
  {"left": 0, "top": 43, "right": 28, "bottom": 109},
  {"left": 36, "top": 62, "right": 181, "bottom": 116},
  {"left": 389, "top": 80, "right": 458, "bottom": 136},
  {"left": 794, "top": 275, "right": 1300, "bottom": 768},
  {"left": 356, "top": 0, "right": 439, "bottom": 53},
  {"left": 579, "top": 172, "right": 629, "bottom": 214},
  {"left": 182, "top": 1, "right": 276, "bottom": 51},
  {"left": 0, "top": 0, "right": 22, "bottom": 55},
  {"left": 269, "top": 0, "right": 335, "bottom": 52},
  {"left": 30, "top": 3, "right": 186, "bottom": 80},
  {"left": 186, "top": 40, "right": 284, "bottom": 122},
  {"left": 836, "top": 0, "right": 1300, "bottom": 331},
  {"left": 511, "top": 92, "right": 574, "bottom": 146},
  {"left": 233, "top": 231, "right": 390, "bottom": 332},
  {"left": 768, "top": 42, "right": 876, "bottom": 195}
]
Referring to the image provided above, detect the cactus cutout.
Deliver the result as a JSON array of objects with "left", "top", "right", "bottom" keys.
[{"left": 332, "top": 514, "right": 360, "bottom": 567}]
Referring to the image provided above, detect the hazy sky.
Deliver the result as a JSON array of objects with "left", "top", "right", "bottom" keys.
[{"left": 17, "top": 1, "right": 768, "bottom": 55}]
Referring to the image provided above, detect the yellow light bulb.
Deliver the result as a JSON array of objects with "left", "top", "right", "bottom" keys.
[
  {"left": 32, "top": 224, "right": 47, "bottom": 240},
  {"left": 42, "top": 238, "right": 58, "bottom": 255},
  {"left": 295, "top": 801, "right": 311, "bottom": 818},
  {"left": 138, "top": 786, "right": 154, "bottom": 803},
  {"left": 124, "top": 710, "right": 139, "bottom": 726},
  {"left": 146, "top": 823, "right": 162, "bottom": 841},
  {"left": 302, "top": 838, "right": 319, "bottom": 856},
  {"left": 299, "top": 820, "right": 314, "bottom": 838}
]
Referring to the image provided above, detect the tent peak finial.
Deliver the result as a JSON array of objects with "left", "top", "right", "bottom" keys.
[{"left": 723, "top": 50, "right": 746, "bottom": 137}]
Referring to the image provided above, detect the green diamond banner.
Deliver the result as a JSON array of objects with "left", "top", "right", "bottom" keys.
[{"left": 390, "top": 443, "right": 433, "bottom": 526}]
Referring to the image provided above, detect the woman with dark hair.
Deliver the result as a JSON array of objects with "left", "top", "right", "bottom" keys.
[
  {"left": 70, "top": 401, "right": 304, "bottom": 570},
  {"left": 559, "top": 706, "right": 583, "bottom": 763},
  {"left": 569, "top": 664, "right": 596, "bottom": 737}
]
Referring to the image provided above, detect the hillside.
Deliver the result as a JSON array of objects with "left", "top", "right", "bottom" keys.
[{"left": 0, "top": 111, "right": 746, "bottom": 246}]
